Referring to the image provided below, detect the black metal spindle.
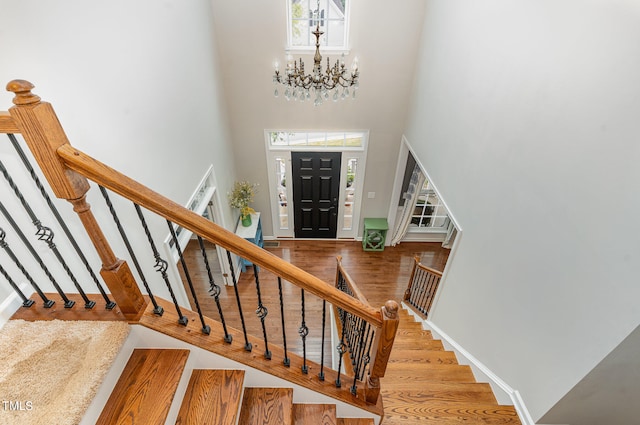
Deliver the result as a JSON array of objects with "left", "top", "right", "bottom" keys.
[
  {"left": 335, "top": 308, "right": 348, "bottom": 388},
  {"left": 0, "top": 159, "right": 95, "bottom": 308},
  {"left": 99, "top": 186, "right": 162, "bottom": 315},
  {"left": 135, "top": 204, "right": 187, "bottom": 325},
  {"left": 318, "top": 298, "right": 326, "bottom": 380},
  {"left": 252, "top": 266, "right": 271, "bottom": 359},
  {"left": 0, "top": 201, "right": 73, "bottom": 307},
  {"left": 198, "top": 236, "right": 231, "bottom": 343},
  {"left": 351, "top": 319, "right": 369, "bottom": 395},
  {"left": 299, "top": 288, "right": 309, "bottom": 374},
  {"left": 7, "top": 134, "right": 114, "bottom": 309},
  {"left": 421, "top": 273, "right": 434, "bottom": 314},
  {"left": 168, "top": 220, "right": 210, "bottom": 335},
  {"left": 0, "top": 228, "right": 53, "bottom": 307},
  {"left": 226, "top": 250, "right": 252, "bottom": 352},
  {"left": 277, "top": 276, "right": 290, "bottom": 367},
  {"left": 414, "top": 270, "right": 428, "bottom": 312},
  {"left": 0, "top": 260, "right": 34, "bottom": 307}
]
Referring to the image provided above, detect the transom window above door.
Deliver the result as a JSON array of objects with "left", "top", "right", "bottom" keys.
[
  {"left": 269, "top": 131, "right": 364, "bottom": 149},
  {"left": 287, "top": 0, "right": 349, "bottom": 51}
]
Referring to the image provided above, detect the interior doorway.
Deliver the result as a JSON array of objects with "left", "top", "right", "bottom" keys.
[{"left": 291, "top": 151, "right": 341, "bottom": 238}]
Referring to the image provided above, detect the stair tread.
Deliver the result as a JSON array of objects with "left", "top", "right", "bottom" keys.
[
  {"left": 293, "top": 403, "right": 336, "bottom": 425},
  {"left": 239, "top": 387, "right": 294, "bottom": 425},
  {"left": 384, "top": 363, "right": 476, "bottom": 382},
  {"left": 336, "top": 419, "right": 374, "bottom": 425},
  {"left": 381, "top": 381, "right": 498, "bottom": 404},
  {"left": 96, "top": 348, "right": 189, "bottom": 425},
  {"left": 390, "top": 339, "right": 444, "bottom": 350},
  {"left": 382, "top": 403, "right": 521, "bottom": 424},
  {"left": 388, "top": 349, "right": 458, "bottom": 364},
  {"left": 176, "top": 369, "right": 245, "bottom": 425}
]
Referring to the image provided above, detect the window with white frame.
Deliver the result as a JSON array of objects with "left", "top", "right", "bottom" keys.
[
  {"left": 410, "top": 180, "right": 450, "bottom": 231},
  {"left": 288, "top": 0, "right": 348, "bottom": 50}
]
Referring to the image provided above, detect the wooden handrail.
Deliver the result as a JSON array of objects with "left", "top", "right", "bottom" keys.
[
  {"left": 335, "top": 256, "right": 369, "bottom": 305},
  {"left": 56, "top": 144, "right": 383, "bottom": 327},
  {"left": 416, "top": 262, "right": 443, "bottom": 277},
  {"left": 0, "top": 111, "right": 20, "bottom": 133}
]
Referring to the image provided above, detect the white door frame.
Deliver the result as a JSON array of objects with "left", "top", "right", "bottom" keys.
[{"left": 265, "top": 131, "right": 368, "bottom": 239}]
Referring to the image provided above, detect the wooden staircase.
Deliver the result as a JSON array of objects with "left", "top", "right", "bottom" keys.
[
  {"left": 97, "top": 348, "right": 375, "bottom": 424},
  {"left": 379, "top": 309, "right": 521, "bottom": 424}
]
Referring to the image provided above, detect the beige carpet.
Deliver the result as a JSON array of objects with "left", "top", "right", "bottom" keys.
[{"left": 0, "top": 319, "right": 130, "bottom": 425}]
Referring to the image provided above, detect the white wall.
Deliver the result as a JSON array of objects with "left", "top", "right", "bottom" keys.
[
  {"left": 405, "top": 0, "right": 640, "bottom": 421},
  {"left": 0, "top": 0, "right": 236, "bottom": 303}
]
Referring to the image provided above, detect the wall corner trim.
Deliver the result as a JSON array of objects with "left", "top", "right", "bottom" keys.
[{"left": 402, "top": 302, "right": 535, "bottom": 425}]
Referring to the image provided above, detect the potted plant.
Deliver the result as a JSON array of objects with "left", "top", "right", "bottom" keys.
[{"left": 229, "top": 180, "right": 257, "bottom": 226}]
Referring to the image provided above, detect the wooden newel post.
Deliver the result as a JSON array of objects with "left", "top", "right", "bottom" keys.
[
  {"left": 364, "top": 299, "right": 399, "bottom": 404},
  {"left": 6, "top": 80, "right": 147, "bottom": 319}
]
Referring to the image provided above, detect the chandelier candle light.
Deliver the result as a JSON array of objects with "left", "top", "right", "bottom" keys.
[{"left": 273, "top": 1, "right": 359, "bottom": 106}]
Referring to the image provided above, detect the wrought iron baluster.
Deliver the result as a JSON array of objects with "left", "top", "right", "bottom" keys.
[
  {"left": 0, "top": 257, "right": 34, "bottom": 307},
  {"left": 0, "top": 159, "right": 95, "bottom": 308},
  {"left": 197, "top": 236, "right": 231, "bottom": 343},
  {"left": 135, "top": 204, "right": 187, "bottom": 325},
  {"left": 299, "top": 288, "right": 309, "bottom": 374},
  {"left": 0, "top": 201, "right": 73, "bottom": 307},
  {"left": 350, "top": 319, "right": 369, "bottom": 395},
  {"left": 99, "top": 186, "right": 162, "bottom": 315},
  {"left": 420, "top": 272, "right": 434, "bottom": 314},
  {"left": 318, "top": 298, "right": 326, "bottom": 380},
  {"left": 168, "top": 220, "right": 210, "bottom": 335},
  {"left": 277, "top": 276, "right": 290, "bottom": 367},
  {"left": 362, "top": 325, "right": 375, "bottom": 378},
  {"left": 0, "top": 228, "right": 53, "bottom": 307},
  {"left": 226, "top": 250, "right": 252, "bottom": 352},
  {"left": 335, "top": 307, "right": 348, "bottom": 388},
  {"left": 414, "top": 270, "right": 429, "bottom": 312},
  {"left": 7, "top": 134, "right": 114, "bottom": 309},
  {"left": 252, "top": 265, "right": 271, "bottom": 359}
]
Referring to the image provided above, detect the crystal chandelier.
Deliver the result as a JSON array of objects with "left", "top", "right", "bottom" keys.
[{"left": 273, "top": 0, "right": 359, "bottom": 106}]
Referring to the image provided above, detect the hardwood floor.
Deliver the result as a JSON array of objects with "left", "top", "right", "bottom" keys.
[{"left": 177, "top": 239, "right": 449, "bottom": 365}]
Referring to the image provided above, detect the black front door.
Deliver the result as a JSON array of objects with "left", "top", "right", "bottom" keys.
[{"left": 291, "top": 151, "right": 341, "bottom": 238}]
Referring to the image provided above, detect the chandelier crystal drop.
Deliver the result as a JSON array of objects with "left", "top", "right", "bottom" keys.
[{"left": 273, "top": 0, "right": 359, "bottom": 106}]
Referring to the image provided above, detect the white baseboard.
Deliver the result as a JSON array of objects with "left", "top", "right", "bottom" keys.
[
  {"left": 402, "top": 302, "right": 535, "bottom": 425},
  {"left": 0, "top": 284, "right": 31, "bottom": 330}
]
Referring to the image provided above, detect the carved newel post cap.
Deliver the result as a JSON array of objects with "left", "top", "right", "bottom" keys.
[
  {"left": 6, "top": 79, "right": 41, "bottom": 105},
  {"left": 384, "top": 300, "right": 399, "bottom": 319}
]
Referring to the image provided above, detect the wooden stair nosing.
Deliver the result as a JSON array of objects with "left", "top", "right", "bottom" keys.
[
  {"left": 239, "top": 387, "right": 294, "bottom": 425},
  {"left": 139, "top": 297, "right": 383, "bottom": 417},
  {"left": 96, "top": 348, "right": 189, "bottom": 425},
  {"left": 175, "top": 369, "right": 245, "bottom": 425},
  {"left": 293, "top": 403, "right": 337, "bottom": 425}
]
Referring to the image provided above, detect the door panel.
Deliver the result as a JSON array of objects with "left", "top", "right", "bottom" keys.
[{"left": 292, "top": 151, "right": 341, "bottom": 238}]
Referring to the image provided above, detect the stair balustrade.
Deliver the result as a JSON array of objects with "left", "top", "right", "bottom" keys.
[
  {"left": 0, "top": 79, "right": 397, "bottom": 414},
  {"left": 404, "top": 255, "right": 443, "bottom": 318}
]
